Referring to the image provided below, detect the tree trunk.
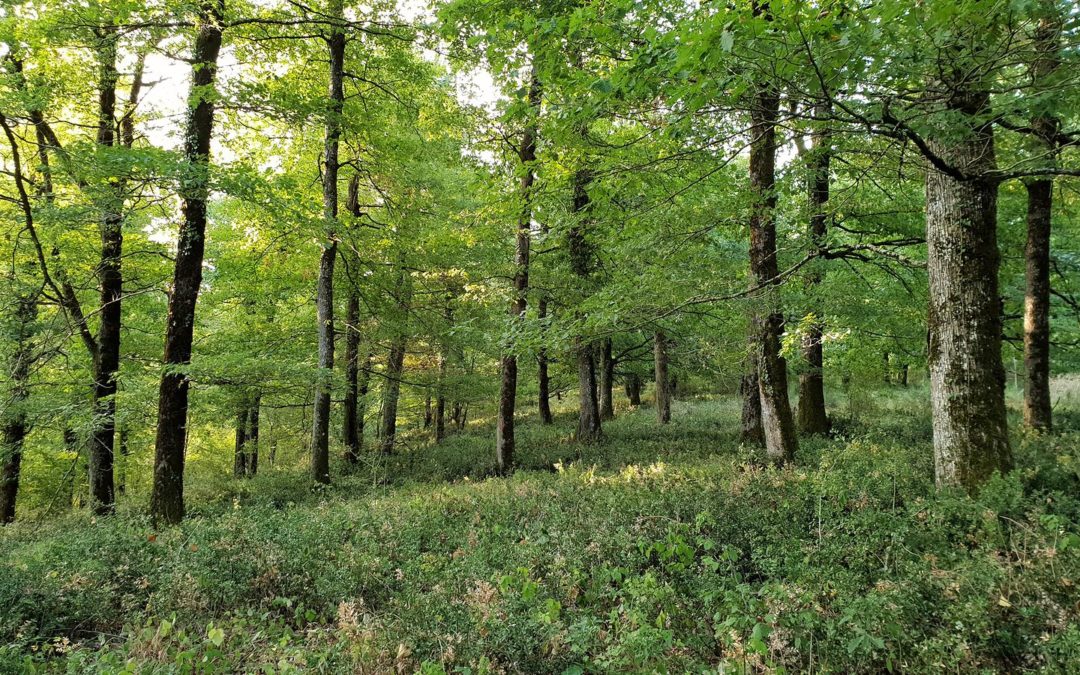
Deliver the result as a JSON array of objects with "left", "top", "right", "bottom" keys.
[
  {"left": 569, "top": 167, "right": 602, "bottom": 442},
  {"left": 575, "top": 340, "right": 602, "bottom": 442},
  {"left": 343, "top": 291, "right": 361, "bottom": 464},
  {"left": 496, "top": 73, "right": 540, "bottom": 474},
  {"left": 900, "top": 364, "right": 909, "bottom": 387},
  {"left": 247, "top": 394, "right": 260, "bottom": 476},
  {"left": 233, "top": 404, "right": 249, "bottom": 478},
  {"left": 625, "top": 373, "right": 642, "bottom": 406},
  {"left": 654, "top": 331, "right": 671, "bottom": 424},
  {"left": 537, "top": 297, "right": 553, "bottom": 424},
  {"left": 796, "top": 101, "right": 830, "bottom": 436},
  {"left": 435, "top": 351, "right": 448, "bottom": 442},
  {"left": 740, "top": 364, "right": 765, "bottom": 447},
  {"left": 599, "top": 338, "right": 615, "bottom": 420},
  {"left": 117, "top": 426, "right": 129, "bottom": 496},
  {"left": 0, "top": 294, "right": 36, "bottom": 525},
  {"left": 150, "top": 0, "right": 224, "bottom": 525},
  {"left": 378, "top": 336, "right": 407, "bottom": 454},
  {"left": 88, "top": 30, "right": 121, "bottom": 515},
  {"left": 424, "top": 392, "right": 433, "bottom": 429},
  {"left": 748, "top": 60, "right": 797, "bottom": 464},
  {"left": 311, "top": 3, "right": 345, "bottom": 485},
  {"left": 925, "top": 74, "right": 1011, "bottom": 491},
  {"left": 1023, "top": 9, "right": 1061, "bottom": 433}
]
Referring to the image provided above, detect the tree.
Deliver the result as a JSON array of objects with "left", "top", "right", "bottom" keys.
[
  {"left": 310, "top": 0, "right": 346, "bottom": 485},
  {"left": 150, "top": 0, "right": 225, "bottom": 524}
]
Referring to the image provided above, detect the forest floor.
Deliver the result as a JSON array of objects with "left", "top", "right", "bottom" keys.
[{"left": 2, "top": 387, "right": 1080, "bottom": 673}]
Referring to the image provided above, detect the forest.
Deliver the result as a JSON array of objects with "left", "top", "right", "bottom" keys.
[{"left": 1, "top": 0, "right": 1080, "bottom": 671}]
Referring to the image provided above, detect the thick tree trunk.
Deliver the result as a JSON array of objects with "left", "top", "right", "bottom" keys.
[
  {"left": 537, "top": 298, "right": 553, "bottom": 425},
  {"left": 925, "top": 79, "right": 1011, "bottom": 491},
  {"left": 378, "top": 335, "right": 407, "bottom": 454},
  {"left": 233, "top": 404, "right": 249, "bottom": 478},
  {"left": 311, "top": 5, "right": 345, "bottom": 485},
  {"left": 796, "top": 102, "right": 830, "bottom": 436},
  {"left": 0, "top": 294, "right": 35, "bottom": 525},
  {"left": 654, "top": 331, "right": 671, "bottom": 424},
  {"left": 599, "top": 338, "right": 615, "bottom": 420},
  {"left": 1023, "top": 10, "right": 1061, "bottom": 432},
  {"left": 748, "top": 77, "right": 797, "bottom": 464},
  {"left": 624, "top": 373, "right": 642, "bottom": 406},
  {"left": 496, "top": 73, "right": 540, "bottom": 474},
  {"left": 343, "top": 291, "right": 361, "bottom": 464},
  {"left": 150, "top": 0, "right": 224, "bottom": 524}
]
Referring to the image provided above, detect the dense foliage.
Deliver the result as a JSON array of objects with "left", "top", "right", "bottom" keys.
[{"left": 1, "top": 0, "right": 1080, "bottom": 670}]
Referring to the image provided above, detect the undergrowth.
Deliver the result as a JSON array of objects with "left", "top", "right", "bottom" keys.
[{"left": 1, "top": 392, "right": 1079, "bottom": 673}]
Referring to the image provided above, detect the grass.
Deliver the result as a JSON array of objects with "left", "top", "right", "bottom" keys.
[{"left": 2, "top": 388, "right": 1079, "bottom": 673}]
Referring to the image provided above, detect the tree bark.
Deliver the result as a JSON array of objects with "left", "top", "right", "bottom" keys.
[
  {"left": 496, "top": 73, "right": 540, "bottom": 474},
  {"left": 569, "top": 167, "right": 602, "bottom": 442},
  {"left": 311, "top": 2, "right": 345, "bottom": 485},
  {"left": 0, "top": 294, "right": 36, "bottom": 525},
  {"left": 343, "top": 291, "right": 361, "bottom": 464},
  {"left": 88, "top": 28, "right": 121, "bottom": 514},
  {"left": 748, "top": 66, "right": 798, "bottom": 464},
  {"left": 247, "top": 394, "right": 260, "bottom": 477},
  {"left": 150, "top": 0, "right": 224, "bottom": 525},
  {"left": 599, "top": 338, "right": 615, "bottom": 420},
  {"left": 575, "top": 340, "right": 602, "bottom": 441},
  {"left": 925, "top": 70, "right": 1012, "bottom": 491},
  {"left": 378, "top": 336, "right": 407, "bottom": 454},
  {"left": 624, "top": 373, "right": 642, "bottom": 406},
  {"left": 653, "top": 331, "right": 671, "bottom": 424},
  {"left": 537, "top": 297, "right": 553, "bottom": 425},
  {"left": 796, "top": 101, "right": 830, "bottom": 436},
  {"left": 233, "top": 403, "right": 249, "bottom": 478},
  {"left": 1023, "top": 8, "right": 1061, "bottom": 433},
  {"left": 740, "top": 361, "right": 765, "bottom": 447}
]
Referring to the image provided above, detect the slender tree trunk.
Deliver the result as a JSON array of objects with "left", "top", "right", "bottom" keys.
[
  {"left": 311, "top": 3, "right": 345, "bottom": 484},
  {"left": 88, "top": 29, "right": 121, "bottom": 514},
  {"left": 435, "top": 350, "right": 448, "bottom": 442},
  {"left": 900, "top": 364, "right": 909, "bottom": 387},
  {"left": 625, "top": 373, "right": 642, "bottom": 406},
  {"left": 1024, "top": 180, "right": 1052, "bottom": 430},
  {"left": 117, "top": 426, "right": 129, "bottom": 495},
  {"left": 0, "top": 294, "right": 36, "bottom": 525},
  {"left": 537, "top": 297, "right": 553, "bottom": 425},
  {"left": 575, "top": 339, "right": 602, "bottom": 441},
  {"left": 496, "top": 73, "right": 540, "bottom": 473},
  {"left": 796, "top": 101, "right": 830, "bottom": 436},
  {"left": 150, "top": 0, "right": 224, "bottom": 524},
  {"left": 748, "top": 57, "right": 797, "bottom": 464},
  {"left": 378, "top": 336, "right": 407, "bottom": 454},
  {"left": 1023, "top": 9, "right": 1061, "bottom": 432},
  {"left": 233, "top": 403, "right": 249, "bottom": 478},
  {"left": 599, "top": 338, "right": 615, "bottom": 420},
  {"left": 424, "top": 393, "right": 433, "bottom": 428},
  {"left": 653, "top": 331, "right": 672, "bottom": 424},
  {"left": 569, "top": 168, "right": 602, "bottom": 442},
  {"left": 343, "top": 291, "right": 361, "bottom": 464},
  {"left": 740, "top": 362, "right": 765, "bottom": 447},
  {"left": 925, "top": 72, "right": 1011, "bottom": 491},
  {"left": 358, "top": 350, "right": 372, "bottom": 450}
]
